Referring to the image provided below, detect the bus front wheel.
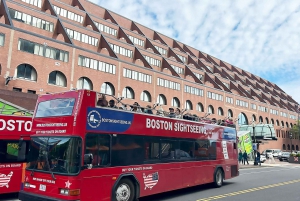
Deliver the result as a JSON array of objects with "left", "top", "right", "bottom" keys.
[
  {"left": 213, "top": 168, "right": 224, "bottom": 188},
  {"left": 114, "top": 178, "right": 135, "bottom": 201}
]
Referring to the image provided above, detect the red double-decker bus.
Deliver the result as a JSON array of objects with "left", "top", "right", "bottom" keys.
[
  {"left": 0, "top": 114, "right": 32, "bottom": 195},
  {"left": 19, "top": 89, "right": 238, "bottom": 201}
]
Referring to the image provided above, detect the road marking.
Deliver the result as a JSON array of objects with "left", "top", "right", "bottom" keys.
[{"left": 196, "top": 179, "right": 300, "bottom": 201}]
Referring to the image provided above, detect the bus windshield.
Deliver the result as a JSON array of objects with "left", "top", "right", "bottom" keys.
[
  {"left": 27, "top": 137, "right": 81, "bottom": 175},
  {"left": 35, "top": 98, "right": 75, "bottom": 117}
]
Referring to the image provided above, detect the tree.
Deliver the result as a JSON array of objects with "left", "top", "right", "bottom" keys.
[{"left": 290, "top": 120, "right": 300, "bottom": 139}]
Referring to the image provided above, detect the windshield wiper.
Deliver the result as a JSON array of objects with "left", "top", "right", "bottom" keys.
[{"left": 45, "top": 138, "right": 56, "bottom": 180}]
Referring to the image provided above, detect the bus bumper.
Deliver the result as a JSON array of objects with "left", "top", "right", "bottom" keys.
[{"left": 19, "top": 191, "right": 79, "bottom": 201}]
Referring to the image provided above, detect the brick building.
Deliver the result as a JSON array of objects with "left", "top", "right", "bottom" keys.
[{"left": 0, "top": 0, "right": 299, "bottom": 151}]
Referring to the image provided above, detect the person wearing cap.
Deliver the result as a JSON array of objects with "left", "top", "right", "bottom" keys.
[
  {"left": 131, "top": 102, "right": 142, "bottom": 112},
  {"left": 108, "top": 99, "right": 117, "bottom": 108},
  {"left": 144, "top": 105, "right": 153, "bottom": 114},
  {"left": 168, "top": 108, "right": 176, "bottom": 118}
]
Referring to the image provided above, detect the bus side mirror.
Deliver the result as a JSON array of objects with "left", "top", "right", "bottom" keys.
[
  {"left": 18, "top": 140, "right": 26, "bottom": 161},
  {"left": 84, "top": 153, "right": 93, "bottom": 165}
]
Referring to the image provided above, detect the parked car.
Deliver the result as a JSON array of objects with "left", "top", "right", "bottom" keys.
[
  {"left": 278, "top": 152, "right": 290, "bottom": 161},
  {"left": 262, "top": 149, "right": 281, "bottom": 158},
  {"left": 260, "top": 155, "right": 266, "bottom": 163}
]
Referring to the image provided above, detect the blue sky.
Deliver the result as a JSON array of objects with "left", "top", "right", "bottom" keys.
[{"left": 93, "top": 0, "right": 300, "bottom": 104}]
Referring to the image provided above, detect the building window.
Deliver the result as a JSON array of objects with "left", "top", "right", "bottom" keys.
[
  {"left": 226, "top": 97, "right": 233, "bottom": 104},
  {"left": 0, "top": 33, "right": 4, "bottom": 46},
  {"left": 123, "top": 68, "right": 152, "bottom": 83},
  {"left": 171, "top": 65, "right": 184, "bottom": 74},
  {"left": 53, "top": 6, "right": 83, "bottom": 23},
  {"left": 76, "top": 77, "right": 93, "bottom": 90},
  {"left": 251, "top": 103, "right": 256, "bottom": 110},
  {"left": 18, "top": 39, "right": 69, "bottom": 62},
  {"left": 66, "top": 28, "right": 98, "bottom": 46},
  {"left": 208, "top": 105, "right": 214, "bottom": 114},
  {"left": 228, "top": 109, "right": 233, "bottom": 118},
  {"left": 197, "top": 103, "right": 204, "bottom": 112},
  {"left": 94, "top": 22, "right": 117, "bottom": 36},
  {"left": 185, "top": 100, "right": 193, "bottom": 110},
  {"left": 48, "top": 71, "right": 67, "bottom": 87},
  {"left": 154, "top": 45, "right": 167, "bottom": 55},
  {"left": 21, "top": 0, "right": 42, "bottom": 8},
  {"left": 122, "top": 87, "right": 134, "bottom": 99},
  {"left": 140, "top": 91, "right": 151, "bottom": 102},
  {"left": 184, "top": 85, "right": 204, "bottom": 96},
  {"left": 176, "top": 54, "right": 186, "bottom": 63},
  {"left": 157, "top": 94, "right": 167, "bottom": 105},
  {"left": 27, "top": 90, "right": 36, "bottom": 94},
  {"left": 109, "top": 43, "right": 133, "bottom": 58},
  {"left": 144, "top": 55, "right": 161, "bottom": 67},
  {"left": 78, "top": 55, "right": 116, "bottom": 74},
  {"left": 101, "top": 82, "right": 115, "bottom": 95},
  {"left": 171, "top": 97, "right": 180, "bottom": 108},
  {"left": 8, "top": 9, "right": 54, "bottom": 32},
  {"left": 193, "top": 72, "right": 203, "bottom": 80},
  {"left": 207, "top": 91, "right": 223, "bottom": 101},
  {"left": 259, "top": 116, "right": 263, "bottom": 123},
  {"left": 128, "top": 35, "right": 144, "bottom": 46},
  {"left": 157, "top": 78, "right": 180, "bottom": 91},
  {"left": 218, "top": 107, "right": 224, "bottom": 116},
  {"left": 236, "top": 99, "right": 248, "bottom": 108},
  {"left": 13, "top": 87, "right": 22, "bottom": 92},
  {"left": 16, "top": 63, "right": 37, "bottom": 81}
]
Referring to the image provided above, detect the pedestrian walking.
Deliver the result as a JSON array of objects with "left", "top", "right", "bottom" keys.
[
  {"left": 238, "top": 150, "right": 243, "bottom": 164},
  {"left": 243, "top": 151, "right": 249, "bottom": 165},
  {"left": 256, "top": 151, "right": 261, "bottom": 166}
]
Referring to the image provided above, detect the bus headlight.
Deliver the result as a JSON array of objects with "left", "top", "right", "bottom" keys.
[
  {"left": 59, "top": 188, "right": 80, "bottom": 196},
  {"left": 60, "top": 189, "right": 69, "bottom": 195},
  {"left": 24, "top": 182, "right": 30, "bottom": 188}
]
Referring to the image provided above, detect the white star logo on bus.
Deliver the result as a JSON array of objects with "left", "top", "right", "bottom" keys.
[{"left": 65, "top": 180, "right": 72, "bottom": 188}]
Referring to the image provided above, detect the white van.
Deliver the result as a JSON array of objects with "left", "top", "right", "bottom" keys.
[{"left": 262, "top": 149, "right": 281, "bottom": 158}]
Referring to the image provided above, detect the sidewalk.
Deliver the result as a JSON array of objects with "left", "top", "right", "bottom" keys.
[{"left": 239, "top": 159, "right": 300, "bottom": 169}]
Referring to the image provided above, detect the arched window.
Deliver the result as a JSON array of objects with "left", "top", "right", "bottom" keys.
[
  {"left": 197, "top": 103, "right": 204, "bottom": 112},
  {"left": 292, "top": 145, "right": 295, "bottom": 151},
  {"left": 283, "top": 144, "right": 286, "bottom": 151},
  {"left": 16, "top": 63, "right": 37, "bottom": 81},
  {"left": 48, "top": 71, "right": 67, "bottom": 87},
  {"left": 271, "top": 119, "right": 274, "bottom": 125},
  {"left": 76, "top": 77, "right": 93, "bottom": 90},
  {"left": 228, "top": 109, "right": 233, "bottom": 118},
  {"left": 140, "top": 91, "right": 151, "bottom": 102},
  {"left": 265, "top": 117, "right": 269, "bottom": 124},
  {"left": 157, "top": 94, "right": 166, "bottom": 105},
  {"left": 276, "top": 120, "right": 279, "bottom": 126},
  {"left": 286, "top": 122, "right": 289, "bottom": 128},
  {"left": 122, "top": 87, "right": 134, "bottom": 99},
  {"left": 290, "top": 123, "right": 293, "bottom": 128},
  {"left": 296, "top": 145, "right": 299, "bottom": 151},
  {"left": 281, "top": 121, "right": 284, "bottom": 127},
  {"left": 218, "top": 107, "right": 224, "bottom": 116},
  {"left": 185, "top": 100, "right": 193, "bottom": 110},
  {"left": 101, "top": 82, "right": 115, "bottom": 95},
  {"left": 171, "top": 97, "right": 180, "bottom": 107},
  {"left": 259, "top": 116, "right": 263, "bottom": 123},
  {"left": 238, "top": 113, "right": 248, "bottom": 125},
  {"left": 287, "top": 144, "right": 290, "bottom": 150},
  {"left": 208, "top": 105, "right": 214, "bottom": 114},
  {"left": 251, "top": 115, "right": 256, "bottom": 123}
]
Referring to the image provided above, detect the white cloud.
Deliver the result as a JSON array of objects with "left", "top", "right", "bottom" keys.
[{"left": 94, "top": 0, "right": 300, "bottom": 103}]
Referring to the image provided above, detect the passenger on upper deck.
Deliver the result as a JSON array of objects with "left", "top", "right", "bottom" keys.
[
  {"left": 131, "top": 102, "right": 142, "bottom": 112},
  {"left": 175, "top": 108, "right": 181, "bottom": 118},
  {"left": 144, "top": 105, "right": 153, "bottom": 114},
  {"left": 97, "top": 94, "right": 108, "bottom": 107},
  {"left": 108, "top": 99, "right": 117, "bottom": 108},
  {"left": 168, "top": 108, "right": 176, "bottom": 118}
]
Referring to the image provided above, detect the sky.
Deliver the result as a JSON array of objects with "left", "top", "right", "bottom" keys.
[{"left": 93, "top": 0, "right": 300, "bottom": 104}]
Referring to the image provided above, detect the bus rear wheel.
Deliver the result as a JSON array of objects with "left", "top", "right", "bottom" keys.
[
  {"left": 114, "top": 178, "right": 135, "bottom": 201},
  {"left": 213, "top": 168, "right": 224, "bottom": 188}
]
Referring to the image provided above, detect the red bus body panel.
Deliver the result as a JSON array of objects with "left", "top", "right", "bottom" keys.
[
  {"left": 0, "top": 114, "right": 32, "bottom": 194},
  {"left": 21, "top": 90, "right": 238, "bottom": 201}
]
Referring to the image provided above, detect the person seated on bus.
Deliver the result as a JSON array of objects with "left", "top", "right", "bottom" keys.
[
  {"left": 175, "top": 108, "right": 181, "bottom": 118},
  {"left": 108, "top": 99, "right": 117, "bottom": 108},
  {"left": 144, "top": 105, "right": 153, "bottom": 114},
  {"left": 168, "top": 108, "right": 176, "bottom": 118},
  {"left": 131, "top": 102, "right": 142, "bottom": 112},
  {"left": 211, "top": 118, "right": 217, "bottom": 124},
  {"left": 96, "top": 94, "right": 108, "bottom": 107}
]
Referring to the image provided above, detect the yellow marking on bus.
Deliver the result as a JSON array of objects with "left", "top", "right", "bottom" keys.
[{"left": 196, "top": 179, "right": 300, "bottom": 201}]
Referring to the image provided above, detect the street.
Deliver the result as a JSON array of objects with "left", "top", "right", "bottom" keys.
[{"left": 1, "top": 162, "right": 300, "bottom": 201}]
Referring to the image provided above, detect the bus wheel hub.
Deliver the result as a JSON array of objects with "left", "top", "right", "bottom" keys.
[{"left": 116, "top": 184, "right": 130, "bottom": 201}]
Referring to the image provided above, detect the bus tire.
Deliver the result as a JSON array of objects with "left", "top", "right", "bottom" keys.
[
  {"left": 213, "top": 168, "right": 224, "bottom": 188},
  {"left": 113, "top": 178, "right": 135, "bottom": 201}
]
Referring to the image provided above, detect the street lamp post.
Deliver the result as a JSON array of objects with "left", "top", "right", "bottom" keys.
[
  {"left": 252, "top": 121, "right": 258, "bottom": 165},
  {"left": 290, "top": 132, "right": 293, "bottom": 153}
]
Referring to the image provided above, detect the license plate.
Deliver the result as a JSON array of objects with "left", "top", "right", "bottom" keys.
[{"left": 39, "top": 184, "right": 46, "bottom": 191}]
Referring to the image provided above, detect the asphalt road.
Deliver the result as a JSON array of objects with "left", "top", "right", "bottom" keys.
[{"left": 2, "top": 164, "right": 300, "bottom": 201}]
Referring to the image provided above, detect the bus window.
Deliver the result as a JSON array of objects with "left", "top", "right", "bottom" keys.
[
  {"left": 160, "top": 140, "right": 180, "bottom": 160},
  {"left": 179, "top": 141, "right": 195, "bottom": 159},
  {"left": 0, "top": 140, "right": 28, "bottom": 163},
  {"left": 144, "top": 138, "right": 160, "bottom": 161},
  {"left": 85, "top": 134, "right": 110, "bottom": 166},
  {"left": 35, "top": 98, "right": 75, "bottom": 117}
]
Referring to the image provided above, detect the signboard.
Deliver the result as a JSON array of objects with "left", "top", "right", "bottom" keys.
[{"left": 237, "top": 131, "right": 253, "bottom": 154}]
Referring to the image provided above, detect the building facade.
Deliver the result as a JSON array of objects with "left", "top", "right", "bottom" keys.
[{"left": 0, "top": 0, "right": 299, "bottom": 151}]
